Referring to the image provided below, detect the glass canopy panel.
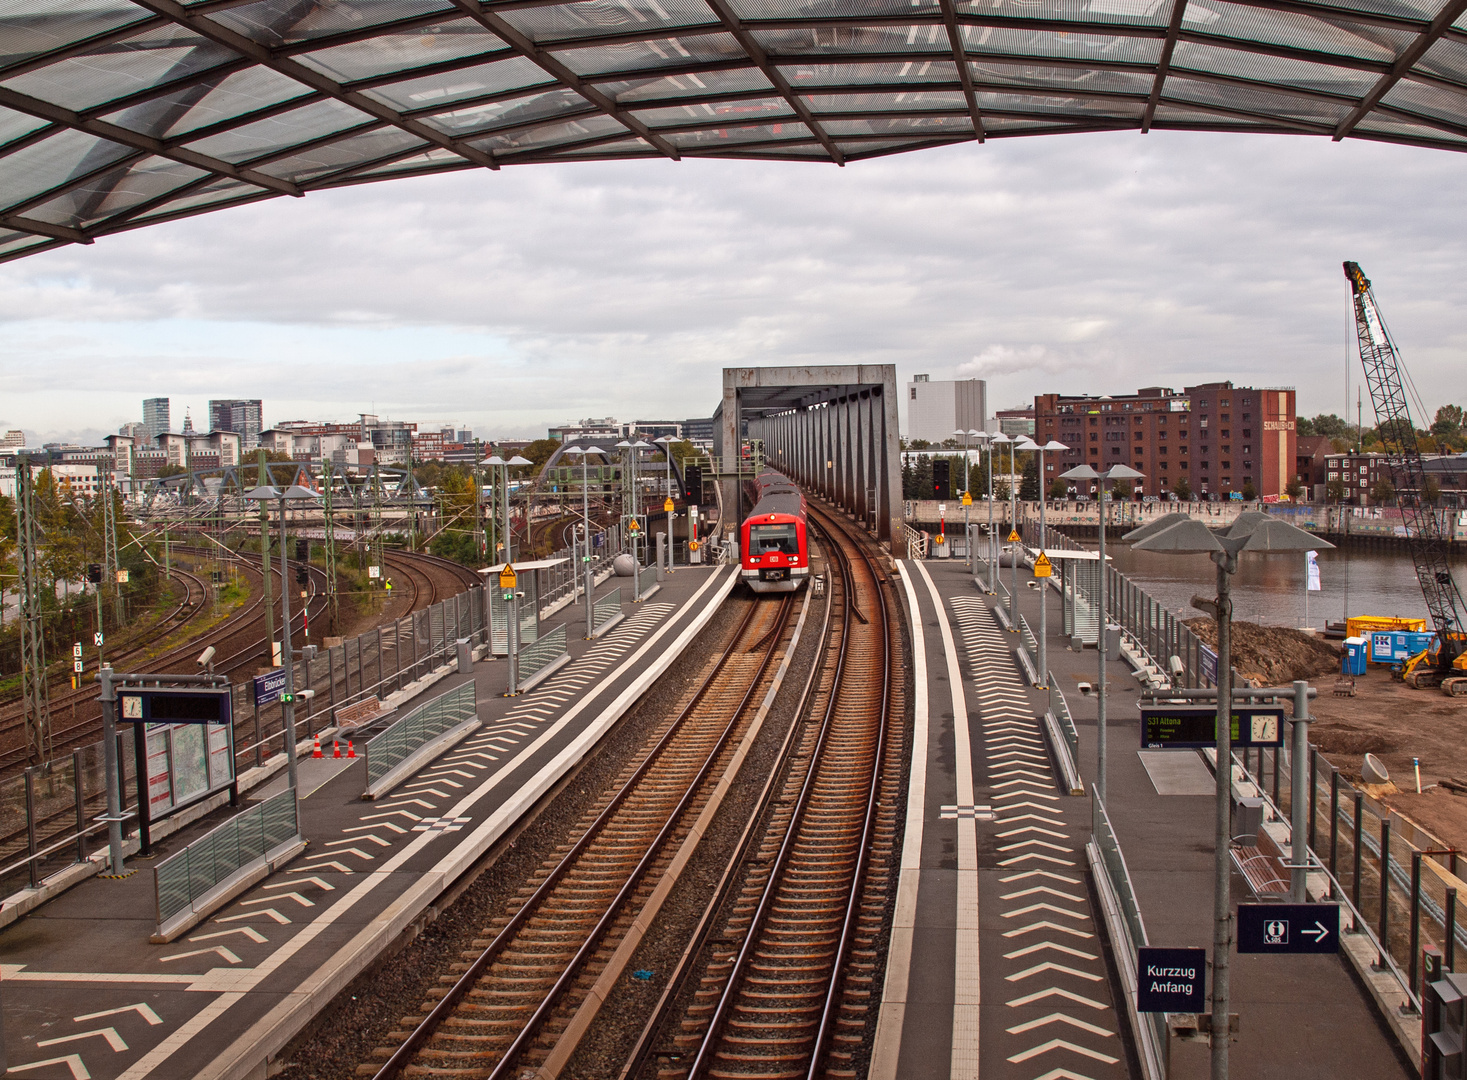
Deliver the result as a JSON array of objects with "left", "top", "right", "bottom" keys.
[
  {"left": 124, "top": 176, "right": 263, "bottom": 222},
  {"left": 1169, "top": 40, "right": 1381, "bottom": 94},
  {"left": 554, "top": 135, "right": 659, "bottom": 154},
  {"left": 611, "top": 66, "right": 773, "bottom": 101},
  {"left": 555, "top": 31, "right": 742, "bottom": 74},
  {"left": 1181, "top": 0, "right": 1412, "bottom": 65},
  {"left": 778, "top": 59, "right": 960, "bottom": 85},
  {"left": 1297, "top": 0, "right": 1440, "bottom": 21},
  {"left": 204, "top": 0, "right": 458, "bottom": 49},
  {"left": 1355, "top": 115, "right": 1467, "bottom": 143},
  {"left": 977, "top": 88, "right": 1145, "bottom": 117},
  {"left": 342, "top": 144, "right": 467, "bottom": 176},
  {"left": 495, "top": 0, "right": 720, "bottom": 46},
  {"left": 805, "top": 89, "right": 969, "bottom": 111},
  {"left": 0, "top": 25, "right": 238, "bottom": 112},
  {"left": 970, "top": 61, "right": 1154, "bottom": 96},
  {"left": 363, "top": 55, "right": 556, "bottom": 112},
  {"left": 731, "top": 0, "right": 932, "bottom": 19},
  {"left": 24, "top": 155, "right": 207, "bottom": 226},
  {"left": 0, "top": 0, "right": 154, "bottom": 73},
  {"left": 969, "top": 27, "right": 1164, "bottom": 65},
  {"left": 666, "top": 119, "right": 813, "bottom": 145},
  {"left": 418, "top": 86, "right": 592, "bottom": 135},
  {"left": 97, "top": 67, "right": 316, "bottom": 140},
  {"left": 0, "top": 128, "right": 135, "bottom": 208},
  {"left": 817, "top": 114, "right": 973, "bottom": 133},
  {"left": 294, "top": 18, "right": 510, "bottom": 84},
  {"left": 252, "top": 128, "right": 428, "bottom": 181},
  {"left": 1161, "top": 74, "right": 1350, "bottom": 125},
  {"left": 467, "top": 111, "right": 627, "bottom": 150},
  {"left": 952, "top": 0, "right": 1173, "bottom": 28},
  {"left": 185, "top": 98, "right": 374, "bottom": 163},
  {"left": 632, "top": 96, "right": 795, "bottom": 125},
  {"left": 1416, "top": 38, "right": 1467, "bottom": 86},
  {"left": 750, "top": 24, "right": 953, "bottom": 57},
  {"left": 1379, "top": 78, "right": 1467, "bottom": 131},
  {"left": 0, "top": 105, "right": 49, "bottom": 149}
]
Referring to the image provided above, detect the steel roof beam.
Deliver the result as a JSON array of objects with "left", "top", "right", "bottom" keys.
[
  {"left": 1333, "top": 0, "right": 1467, "bottom": 138},
  {"left": 934, "top": 0, "right": 986, "bottom": 139},
  {"left": 1144, "top": 0, "right": 1189, "bottom": 131}
]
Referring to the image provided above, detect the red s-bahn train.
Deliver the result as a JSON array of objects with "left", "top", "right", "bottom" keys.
[{"left": 740, "top": 470, "right": 810, "bottom": 593}]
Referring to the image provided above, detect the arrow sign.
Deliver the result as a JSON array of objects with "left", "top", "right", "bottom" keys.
[{"left": 1238, "top": 903, "right": 1339, "bottom": 953}]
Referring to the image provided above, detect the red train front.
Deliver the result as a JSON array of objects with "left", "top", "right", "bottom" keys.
[{"left": 740, "top": 470, "right": 809, "bottom": 593}]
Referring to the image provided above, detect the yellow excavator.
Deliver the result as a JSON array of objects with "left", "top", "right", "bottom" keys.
[{"left": 1344, "top": 261, "right": 1467, "bottom": 697}]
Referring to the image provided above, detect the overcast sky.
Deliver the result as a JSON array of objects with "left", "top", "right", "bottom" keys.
[{"left": 2, "top": 129, "right": 1464, "bottom": 446}]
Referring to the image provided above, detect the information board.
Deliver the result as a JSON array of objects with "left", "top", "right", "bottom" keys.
[
  {"left": 1137, "top": 947, "right": 1206, "bottom": 1012},
  {"left": 119, "top": 686, "right": 231, "bottom": 725},
  {"left": 1140, "top": 705, "right": 1285, "bottom": 749},
  {"left": 1237, "top": 903, "right": 1339, "bottom": 954}
]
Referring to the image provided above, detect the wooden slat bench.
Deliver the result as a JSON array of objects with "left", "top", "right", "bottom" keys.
[
  {"left": 335, "top": 696, "right": 393, "bottom": 732},
  {"left": 1231, "top": 826, "right": 1291, "bottom": 900}
]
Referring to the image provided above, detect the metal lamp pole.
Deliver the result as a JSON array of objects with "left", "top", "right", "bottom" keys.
[
  {"left": 1034, "top": 440, "right": 1068, "bottom": 685},
  {"left": 570, "top": 446, "right": 605, "bottom": 638},
  {"left": 482, "top": 455, "right": 531, "bottom": 685},
  {"left": 969, "top": 431, "right": 987, "bottom": 580},
  {"left": 990, "top": 432, "right": 1010, "bottom": 597},
  {"left": 656, "top": 436, "right": 675, "bottom": 570},
  {"left": 1009, "top": 437, "right": 1030, "bottom": 626}
]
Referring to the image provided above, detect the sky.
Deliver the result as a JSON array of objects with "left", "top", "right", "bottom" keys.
[{"left": 1, "top": 127, "right": 1464, "bottom": 446}]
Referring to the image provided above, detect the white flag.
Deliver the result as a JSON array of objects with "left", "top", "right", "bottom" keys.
[{"left": 1306, "top": 550, "right": 1321, "bottom": 592}]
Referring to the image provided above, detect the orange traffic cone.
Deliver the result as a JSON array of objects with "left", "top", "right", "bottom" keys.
[
  {"left": 333, "top": 740, "right": 341, "bottom": 759},
  {"left": 312, "top": 734, "right": 322, "bottom": 758},
  {"left": 347, "top": 740, "right": 356, "bottom": 759}
]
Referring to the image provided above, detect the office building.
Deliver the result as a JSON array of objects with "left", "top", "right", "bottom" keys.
[
  {"left": 905, "top": 375, "right": 987, "bottom": 444},
  {"left": 209, "top": 399, "right": 264, "bottom": 449},
  {"left": 143, "top": 397, "right": 170, "bottom": 440}
]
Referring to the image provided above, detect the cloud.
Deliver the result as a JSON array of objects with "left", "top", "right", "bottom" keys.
[{"left": 1, "top": 130, "right": 1465, "bottom": 444}]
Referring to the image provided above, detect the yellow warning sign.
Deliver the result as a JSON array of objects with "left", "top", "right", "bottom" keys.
[
  {"left": 961, "top": 492, "right": 972, "bottom": 506},
  {"left": 498, "top": 563, "right": 517, "bottom": 590},
  {"left": 629, "top": 518, "right": 640, "bottom": 533},
  {"left": 689, "top": 540, "right": 700, "bottom": 551},
  {"left": 664, "top": 497, "right": 674, "bottom": 512},
  {"left": 1033, "top": 553, "right": 1053, "bottom": 578},
  {"left": 1007, "top": 529, "right": 1021, "bottom": 542}
]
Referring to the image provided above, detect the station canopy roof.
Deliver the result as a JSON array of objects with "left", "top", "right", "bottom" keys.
[{"left": 4, "top": 0, "right": 1467, "bottom": 261}]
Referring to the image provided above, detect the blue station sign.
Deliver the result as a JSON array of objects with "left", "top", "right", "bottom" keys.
[{"left": 253, "top": 668, "right": 288, "bottom": 707}]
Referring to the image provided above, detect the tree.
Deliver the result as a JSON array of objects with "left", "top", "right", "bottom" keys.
[
  {"left": 1241, "top": 479, "right": 1258, "bottom": 501},
  {"left": 1286, "top": 478, "right": 1305, "bottom": 501},
  {"left": 1432, "top": 405, "right": 1463, "bottom": 439},
  {"left": 1369, "top": 476, "right": 1396, "bottom": 503},
  {"left": 517, "top": 438, "right": 561, "bottom": 474},
  {"left": 1326, "top": 477, "right": 1346, "bottom": 502},
  {"left": 1019, "top": 458, "right": 1039, "bottom": 501},
  {"left": 1049, "top": 477, "right": 1068, "bottom": 500},
  {"left": 994, "top": 480, "right": 1011, "bottom": 502},
  {"left": 1110, "top": 480, "right": 1132, "bottom": 501},
  {"left": 1422, "top": 476, "right": 1442, "bottom": 505},
  {"left": 1173, "top": 477, "right": 1192, "bottom": 501},
  {"left": 1307, "top": 413, "right": 1352, "bottom": 439}
]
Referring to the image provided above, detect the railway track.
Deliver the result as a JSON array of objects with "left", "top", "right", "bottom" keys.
[{"left": 362, "top": 498, "right": 903, "bottom": 1080}]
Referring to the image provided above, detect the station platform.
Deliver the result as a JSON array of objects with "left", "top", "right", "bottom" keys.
[
  {"left": 876, "top": 551, "right": 1416, "bottom": 1080},
  {"left": 0, "top": 564, "right": 737, "bottom": 1080}
]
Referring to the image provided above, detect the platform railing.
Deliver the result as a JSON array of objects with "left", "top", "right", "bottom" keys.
[
  {"left": 364, "top": 681, "right": 478, "bottom": 788},
  {"left": 153, "top": 788, "right": 299, "bottom": 929}
]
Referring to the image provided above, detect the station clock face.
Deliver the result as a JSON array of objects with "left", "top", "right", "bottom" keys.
[
  {"left": 1251, "top": 715, "right": 1279, "bottom": 745},
  {"left": 122, "top": 695, "right": 142, "bottom": 719}
]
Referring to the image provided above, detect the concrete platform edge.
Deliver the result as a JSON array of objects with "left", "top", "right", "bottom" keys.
[{"left": 195, "top": 567, "right": 739, "bottom": 1080}]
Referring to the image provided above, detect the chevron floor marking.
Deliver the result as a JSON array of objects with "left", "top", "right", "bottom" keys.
[{"left": 944, "top": 593, "right": 1126, "bottom": 1080}]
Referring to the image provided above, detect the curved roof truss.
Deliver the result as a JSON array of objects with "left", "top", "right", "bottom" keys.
[{"left": 3, "top": 0, "right": 1467, "bottom": 262}]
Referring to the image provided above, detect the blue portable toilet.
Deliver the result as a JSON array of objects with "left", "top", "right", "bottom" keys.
[{"left": 1343, "top": 637, "right": 1368, "bottom": 676}]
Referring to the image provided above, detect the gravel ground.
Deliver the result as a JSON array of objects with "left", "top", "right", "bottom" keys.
[{"left": 270, "top": 594, "right": 752, "bottom": 1080}]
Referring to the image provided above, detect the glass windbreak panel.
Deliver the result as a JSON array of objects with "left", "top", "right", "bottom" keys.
[
  {"left": 807, "top": 89, "right": 968, "bottom": 112},
  {"left": 749, "top": 522, "right": 799, "bottom": 553},
  {"left": 205, "top": 0, "right": 457, "bottom": 49},
  {"left": 1181, "top": 1, "right": 1409, "bottom": 66},
  {"left": 779, "top": 59, "right": 960, "bottom": 85},
  {"left": 295, "top": 19, "right": 508, "bottom": 84},
  {"left": 971, "top": 61, "right": 1154, "bottom": 96},
  {"left": 185, "top": 98, "right": 374, "bottom": 164},
  {"left": 1380, "top": 79, "right": 1467, "bottom": 132},
  {"left": 98, "top": 67, "right": 317, "bottom": 140},
  {"left": 365, "top": 56, "right": 555, "bottom": 112},
  {"left": 26, "top": 157, "right": 208, "bottom": 227},
  {"left": 470, "top": 111, "right": 627, "bottom": 152},
  {"left": 254, "top": 128, "right": 427, "bottom": 182},
  {"left": 556, "top": 32, "right": 743, "bottom": 75},
  {"left": 1169, "top": 41, "right": 1379, "bottom": 95},
  {"left": 496, "top": 0, "right": 719, "bottom": 45},
  {"left": 0, "top": 0, "right": 153, "bottom": 72},
  {"left": 633, "top": 96, "right": 794, "bottom": 125},
  {"left": 1, "top": 26, "right": 238, "bottom": 112},
  {"left": 611, "top": 66, "right": 772, "bottom": 101},
  {"left": 0, "top": 128, "right": 134, "bottom": 209},
  {"left": 419, "top": 86, "right": 591, "bottom": 135}
]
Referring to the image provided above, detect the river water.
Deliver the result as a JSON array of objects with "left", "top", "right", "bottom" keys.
[{"left": 1100, "top": 542, "right": 1464, "bottom": 630}]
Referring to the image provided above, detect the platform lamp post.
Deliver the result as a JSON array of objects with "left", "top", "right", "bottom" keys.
[
  {"left": 989, "top": 432, "right": 1011, "bottom": 593},
  {"left": 655, "top": 436, "right": 676, "bottom": 570},
  {"left": 482, "top": 454, "right": 532, "bottom": 685},
  {"left": 1030, "top": 439, "right": 1068, "bottom": 684},
  {"left": 1057, "top": 462, "right": 1143, "bottom": 806},
  {"left": 245, "top": 482, "right": 320, "bottom": 792},
  {"left": 1012, "top": 437, "right": 1043, "bottom": 625},
  {"left": 565, "top": 446, "right": 606, "bottom": 638},
  {"left": 1123, "top": 512, "right": 1331, "bottom": 1080}
]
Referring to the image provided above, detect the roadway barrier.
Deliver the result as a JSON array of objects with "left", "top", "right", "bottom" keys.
[
  {"left": 364, "top": 681, "right": 478, "bottom": 791},
  {"left": 152, "top": 788, "right": 300, "bottom": 940}
]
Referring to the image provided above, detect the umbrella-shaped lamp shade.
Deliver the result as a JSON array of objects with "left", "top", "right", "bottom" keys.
[
  {"left": 282, "top": 484, "right": 319, "bottom": 501},
  {"left": 1222, "top": 510, "right": 1272, "bottom": 538},
  {"left": 1238, "top": 518, "right": 1336, "bottom": 552},
  {"left": 1042, "top": 440, "right": 1069, "bottom": 451},
  {"left": 1130, "top": 518, "right": 1228, "bottom": 554},
  {"left": 1060, "top": 464, "right": 1099, "bottom": 481},
  {"left": 482, "top": 456, "right": 505, "bottom": 466},
  {"left": 508, "top": 456, "right": 532, "bottom": 466},
  {"left": 243, "top": 484, "right": 282, "bottom": 501},
  {"left": 1122, "top": 511, "right": 1197, "bottom": 544}
]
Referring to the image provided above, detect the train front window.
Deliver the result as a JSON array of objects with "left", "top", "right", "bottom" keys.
[{"left": 750, "top": 523, "right": 798, "bottom": 555}]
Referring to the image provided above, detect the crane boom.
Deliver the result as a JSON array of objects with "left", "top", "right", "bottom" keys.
[{"left": 1343, "top": 261, "right": 1465, "bottom": 682}]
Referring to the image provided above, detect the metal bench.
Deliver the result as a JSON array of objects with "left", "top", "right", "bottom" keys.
[
  {"left": 335, "top": 696, "right": 394, "bottom": 732},
  {"left": 1231, "top": 827, "right": 1291, "bottom": 900}
]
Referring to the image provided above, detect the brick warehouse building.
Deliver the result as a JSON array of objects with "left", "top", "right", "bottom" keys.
[{"left": 1033, "top": 383, "right": 1297, "bottom": 499}]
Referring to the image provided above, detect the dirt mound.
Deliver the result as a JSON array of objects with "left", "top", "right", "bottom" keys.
[{"left": 1184, "top": 618, "right": 1341, "bottom": 685}]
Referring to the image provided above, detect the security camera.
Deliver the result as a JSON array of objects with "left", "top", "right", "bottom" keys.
[
  {"left": 1026, "top": 580, "right": 1041, "bottom": 590},
  {"left": 196, "top": 646, "right": 216, "bottom": 667},
  {"left": 297, "top": 689, "right": 316, "bottom": 700}
]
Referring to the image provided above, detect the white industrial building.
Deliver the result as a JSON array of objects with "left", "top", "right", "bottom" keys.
[{"left": 904, "top": 375, "right": 987, "bottom": 444}]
